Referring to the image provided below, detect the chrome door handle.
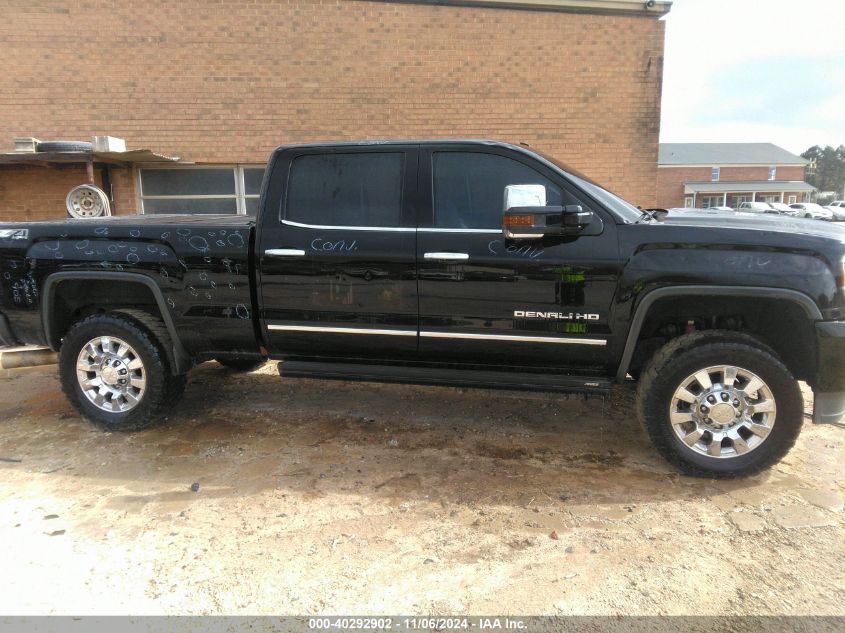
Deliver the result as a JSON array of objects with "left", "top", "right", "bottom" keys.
[
  {"left": 424, "top": 252, "right": 469, "bottom": 261},
  {"left": 265, "top": 248, "right": 306, "bottom": 257}
]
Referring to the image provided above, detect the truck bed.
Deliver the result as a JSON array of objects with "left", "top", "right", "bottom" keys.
[{"left": 0, "top": 214, "right": 257, "bottom": 356}]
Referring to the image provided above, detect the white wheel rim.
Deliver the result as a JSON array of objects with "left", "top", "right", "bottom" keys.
[
  {"left": 669, "top": 365, "right": 776, "bottom": 459},
  {"left": 76, "top": 336, "right": 146, "bottom": 413},
  {"left": 66, "top": 185, "right": 109, "bottom": 218}
]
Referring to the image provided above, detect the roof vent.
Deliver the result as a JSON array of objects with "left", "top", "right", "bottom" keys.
[
  {"left": 13, "top": 137, "right": 40, "bottom": 153},
  {"left": 92, "top": 136, "right": 126, "bottom": 153}
]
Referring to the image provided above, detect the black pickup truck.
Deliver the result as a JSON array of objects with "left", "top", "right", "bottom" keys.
[{"left": 1, "top": 140, "right": 844, "bottom": 477}]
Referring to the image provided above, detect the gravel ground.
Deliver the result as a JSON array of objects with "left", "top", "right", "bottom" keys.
[{"left": 0, "top": 362, "right": 843, "bottom": 616}]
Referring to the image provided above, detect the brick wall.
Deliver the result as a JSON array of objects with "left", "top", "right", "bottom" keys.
[
  {"left": 657, "top": 167, "right": 709, "bottom": 208},
  {"left": 657, "top": 165, "right": 808, "bottom": 208},
  {"left": 109, "top": 168, "right": 138, "bottom": 216},
  {"left": 0, "top": 0, "right": 666, "bottom": 222},
  {"left": 716, "top": 166, "right": 806, "bottom": 181},
  {"left": 0, "top": 165, "right": 136, "bottom": 221}
]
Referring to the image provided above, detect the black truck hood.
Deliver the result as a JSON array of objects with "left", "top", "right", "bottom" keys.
[{"left": 658, "top": 212, "right": 845, "bottom": 242}]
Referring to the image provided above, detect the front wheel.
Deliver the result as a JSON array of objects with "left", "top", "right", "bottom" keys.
[
  {"left": 59, "top": 312, "right": 184, "bottom": 432},
  {"left": 636, "top": 331, "right": 804, "bottom": 477}
]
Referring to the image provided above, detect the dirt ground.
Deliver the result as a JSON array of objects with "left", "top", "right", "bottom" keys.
[{"left": 0, "top": 361, "right": 843, "bottom": 616}]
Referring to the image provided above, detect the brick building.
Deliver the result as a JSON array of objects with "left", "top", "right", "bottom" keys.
[
  {"left": 657, "top": 143, "right": 813, "bottom": 209},
  {"left": 0, "top": 0, "right": 671, "bottom": 222}
]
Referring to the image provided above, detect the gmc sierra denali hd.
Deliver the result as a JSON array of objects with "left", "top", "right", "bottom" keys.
[{"left": 1, "top": 140, "right": 844, "bottom": 477}]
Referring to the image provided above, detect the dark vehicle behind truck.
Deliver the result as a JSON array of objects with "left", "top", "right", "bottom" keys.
[{"left": 2, "top": 140, "right": 844, "bottom": 477}]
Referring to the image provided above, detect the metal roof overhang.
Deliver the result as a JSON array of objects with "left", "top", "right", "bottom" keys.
[
  {"left": 684, "top": 181, "right": 816, "bottom": 194},
  {"left": 375, "top": 0, "right": 671, "bottom": 16},
  {"left": 0, "top": 149, "right": 182, "bottom": 168}
]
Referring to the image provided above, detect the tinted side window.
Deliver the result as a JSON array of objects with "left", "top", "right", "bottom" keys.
[
  {"left": 286, "top": 153, "right": 404, "bottom": 227},
  {"left": 432, "top": 152, "right": 566, "bottom": 229}
]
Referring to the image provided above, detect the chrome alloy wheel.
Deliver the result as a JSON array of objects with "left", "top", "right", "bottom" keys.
[
  {"left": 669, "top": 365, "right": 776, "bottom": 459},
  {"left": 76, "top": 336, "right": 146, "bottom": 413}
]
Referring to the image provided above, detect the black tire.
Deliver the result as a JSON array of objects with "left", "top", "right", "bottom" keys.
[
  {"left": 636, "top": 330, "right": 804, "bottom": 478},
  {"left": 59, "top": 311, "right": 185, "bottom": 432},
  {"left": 215, "top": 358, "right": 266, "bottom": 372},
  {"left": 37, "top": 140, "right": 93, "bottom": 153},
  {"left": 110, "top": 309, "right": 188, "bottom": 409}
]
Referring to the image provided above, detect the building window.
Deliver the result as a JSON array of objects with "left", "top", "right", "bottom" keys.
[
  {"left": 684, "top": 197, "right": 694, "bottom": 208},
  {"left": 701, "top": 196, "right": 724, "bottom": 209},
  {"left": 768, "top": 167, "right": 777, "bottom": 181},
  {"left": 788, "top": 195, "right": 797, "bottom": 204},
  {"left": 139, "top": 165, "right": 266, "bottom": 215},
  {"left": 711, "top": 167, "right": 720, "bottom": 182}
]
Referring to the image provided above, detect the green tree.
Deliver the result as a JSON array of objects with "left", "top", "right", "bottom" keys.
[{"left": 802, "top": 145, "right": 845, "bottom": 195}]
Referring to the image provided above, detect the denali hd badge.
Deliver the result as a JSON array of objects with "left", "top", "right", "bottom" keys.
[{"left": 514, "top": 310, "right": 599, "bottom": 321}]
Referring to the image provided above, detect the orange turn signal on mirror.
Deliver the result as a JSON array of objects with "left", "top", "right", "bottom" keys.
[{"left": 503, "top": 214, "right": 534, "bottom": 226}]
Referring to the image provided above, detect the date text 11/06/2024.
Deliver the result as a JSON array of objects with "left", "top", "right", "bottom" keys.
[{"left": 307, "top": 617, "right": 528, "bottom": 630}]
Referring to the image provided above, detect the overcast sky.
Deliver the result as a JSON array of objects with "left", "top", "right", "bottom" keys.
[{"left": 660, "top": 0, "right": 845, "bottom": 154}]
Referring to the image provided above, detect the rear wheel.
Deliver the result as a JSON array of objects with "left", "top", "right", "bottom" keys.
[
  {"left": 59, "top": 311, "right": 185, "bottom": 431},
  {"left": 636, "top": 331, "right": 804, "bottom": 477}
]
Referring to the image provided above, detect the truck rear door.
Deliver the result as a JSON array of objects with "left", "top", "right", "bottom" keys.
[{"left": 257, "top": 145, "right": 419, "bottom": 360}]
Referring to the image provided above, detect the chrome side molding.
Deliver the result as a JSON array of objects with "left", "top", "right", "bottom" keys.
[{"left": 265, "top": 249, "right": 306, "bottom": 257}]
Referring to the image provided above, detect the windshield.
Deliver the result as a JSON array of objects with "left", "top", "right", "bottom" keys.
[
  {"left": 566, "top": 173, "right": 646, "bottom": 223},
  {"left": 532, "top": 149, "right": 645, "bottom": 223}
]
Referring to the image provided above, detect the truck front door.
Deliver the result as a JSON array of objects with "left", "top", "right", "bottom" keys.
[
  {"left": 257, "top": 146, "right": 419, "bottom": 360},
  {"left": 416, "top": 145, "right": 620, "bottom": 371}
]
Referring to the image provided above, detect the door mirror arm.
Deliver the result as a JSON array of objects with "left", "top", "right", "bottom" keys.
[{"left": 502, "top": 205, "right": 594, "bottom": 239}]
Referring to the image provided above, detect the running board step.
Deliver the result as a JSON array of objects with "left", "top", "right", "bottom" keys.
[{"left": 279, "top": 361, "right": 612, "bottom": 394}]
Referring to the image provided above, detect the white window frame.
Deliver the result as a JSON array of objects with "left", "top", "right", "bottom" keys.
[
  {"left": 684, "top": 196, "right": 694, "bottom": 208},
  {"left": 768, "top": 166, "right": 777, "bottom": 181},
  {"left": 701, "top": 195, "right": 723, "bottom": 209},
  {"left": 136, "top": 164, "right": 265, "bottom": 215},
  {"left": 711, "top": 166, "right": 720, "bottom": 182},
  {"left": 806, "top": 160, "right": 816, "bottom": 177},
  {"left": 788, "top": 195, "right": 797, "bottom": 204}
]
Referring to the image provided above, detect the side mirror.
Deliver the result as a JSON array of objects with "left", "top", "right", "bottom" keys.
[
  {"left": 502, "top": 184, "right": 592, "bottom": 239},
  {"left": 503, "top": 205, "right": 593, "bottom": 239}
]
